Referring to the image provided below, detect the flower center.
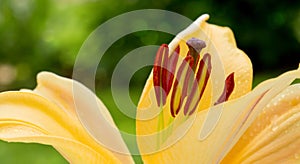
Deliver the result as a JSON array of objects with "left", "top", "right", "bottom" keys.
[{"left": 153, "top": 38, "right": 235, "bottom": 118}]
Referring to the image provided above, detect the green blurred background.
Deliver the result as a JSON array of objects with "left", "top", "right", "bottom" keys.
[{"left": 0, "top": 0, "right": 299, "bottom": 163}]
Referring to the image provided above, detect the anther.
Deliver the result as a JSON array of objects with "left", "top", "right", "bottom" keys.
[
  {"left": 170, "top": 56, "right": 194, "bottom": 117},
  {"left": 214, "top": 73, "right": 235, "bottom": 105},
  {"left": 186, "top": 38, "right": 206, "bottom": 68},
  {"left": 153, "top": 44, "right": 179, "bottom": 107},
  {"left": 184, "top": 53, "right": 211, "bottom": 116}
]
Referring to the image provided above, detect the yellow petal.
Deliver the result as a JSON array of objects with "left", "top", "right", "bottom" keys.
[
  {"left": 33, "top": 72, "right": 134, "bottom": 163},
  {"left": 137, "top": 66, "right": 300, "bottom": 163},
  {"left": 0, "top": 91, "right": 79, "bottom": 139},
  {"left": 222, "top": 84, "right": 300, "bottom": 163},
  {"left": 34, "top": 72, "right": 115, "bottom": 125},
  {"left": 0, "top": 91, "right": 121, "bottom": 163},
  {"left": 0, "top": 121, "right": 120, "bottom": 164}
]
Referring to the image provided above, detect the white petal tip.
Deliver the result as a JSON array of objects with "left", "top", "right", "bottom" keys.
[
  {"left": 36, "top": 71, "right": 70, "bottom": 85},
  {"left": 19, "top": 89, "right": 33, "bottom": 92},
  {"left": 195, "top": 14, "right": 210, "bottom": 25},
  {"left": 37, "top": 71, "right": 54, "bottom": 79}
]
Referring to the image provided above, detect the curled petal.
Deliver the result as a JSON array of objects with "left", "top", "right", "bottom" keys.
[
  {"left": 0, "top": 92, "right": 120, "bottom": 163},
  {"left": 34, "top": 72, "right": 115, "bottom": 126},
  {"left": 35, "top": 72, "right": 133, "bottom": 163},
  {"left": 222, "top": 84, "right": 300, "bottom": 163},
  {"left": 0, "top": 72, "right": 134, "bottom": 163},
  {"left": 0, "top": 122, "right": 119, "bottom": 163}
]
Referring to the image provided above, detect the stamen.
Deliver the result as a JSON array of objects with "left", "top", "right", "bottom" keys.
[
  {"left": 153, "top": 44, "right": 179, "bottom": 107},
  {"left": 153, "top": 38, "right": 211, "bottom": 117},
  {"left": 170, "top": 56, "right": 194, "bottom": 117},
  {"left": 165, "top": 46, "right": 180, "bottom": 95},
  {"left": 153, "top": 44, "right": 169, "bottom": 106},
  {"left": 184, "top": 53, "right": 212, "bottom": 116},
  {"left": 181, "top": 55, "right": 194, "bottom": 99},
  {"left": 214, "top": 73, "right": 235, "bottom": 105}
]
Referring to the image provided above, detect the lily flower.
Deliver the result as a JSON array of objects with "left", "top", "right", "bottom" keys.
[
  {"left": 0, "top": 14, "right": 299, "bottom": 164},
  {"left": 136, "top": 14, "right": 300, "bottom": 163}
]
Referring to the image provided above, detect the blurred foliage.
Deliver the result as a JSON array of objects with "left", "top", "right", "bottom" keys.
[
  {"left": 0, "top": 0, "right": 299, "bottom": 163},
  {"left": 0, "top": 141, "right": 67, "bottom": 164},
  {"left": 0, "top": 0, "right": 299, "bottom": 91}
]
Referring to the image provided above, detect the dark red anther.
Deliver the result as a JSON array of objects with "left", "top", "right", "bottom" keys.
[
  {"left": 184, "top": 53, "right": 212, "bottom": 116},
  {"left": 153, "top": 44, "right": 168, "bottom": 106},
  {"left": 195, "top": 53, "right": 211, "bottom": 82},
  {"left": 170, "top": 55, "right": 194, "bottom": 117},
  {"left": 181, "top": 55, "right": 194, "bottom": 99},
  {"left": 153, "top": 44, "right": 179, "bottom": 107},
  {"left": 170, "top": 80, "right": 179, "bottom": 117},
  {"left": 165, "top": 46, "right": 180, "bottom": 95},
  {"left": 154, "top": 38, "right": 212, "bottom": 117},
  {"left": 214, "top": 72, "right": 235, "bottom": 105}
]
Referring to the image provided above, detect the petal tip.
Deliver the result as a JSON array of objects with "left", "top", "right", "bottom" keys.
[
  {"left": 37, "top": 71, "right": 55, "bottom": 80},
  {"left": 36, "top": 71, "right": 70, "bottom": 86},
  {"left": 195, "top": 14, "right": 210, "bottom": 25}
]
